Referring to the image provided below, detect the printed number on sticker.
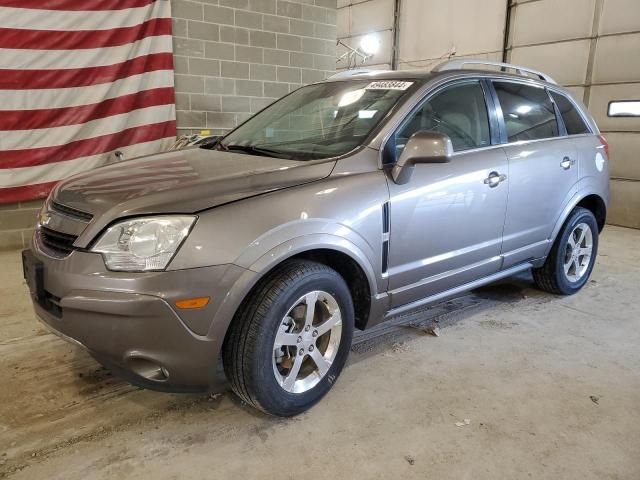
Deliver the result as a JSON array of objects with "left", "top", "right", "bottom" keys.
[{"left": 365, "top": 81, "right": 413, "bottom": 91}]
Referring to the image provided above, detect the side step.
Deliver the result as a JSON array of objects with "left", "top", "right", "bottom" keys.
[{"left": 384, "top": 263, "right": 533, "bottom": 320}]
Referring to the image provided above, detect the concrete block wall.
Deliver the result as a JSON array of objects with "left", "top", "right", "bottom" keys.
[
  {"left": 172, "top": 0, "right": 338, "bottom": 136},
  {"left": 0, "top": 201, "right": 42, "bottom": 251}
]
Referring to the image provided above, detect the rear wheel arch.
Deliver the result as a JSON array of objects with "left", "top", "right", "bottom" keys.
[
  {"left": 533, "top": 206, "right": 599, "bottom": 295},
  {"left": 548, "top": 192, "right": 607, "bottom": 253},
  {"left": 576, "top": 194, "right": 606, "bottom": 232}
]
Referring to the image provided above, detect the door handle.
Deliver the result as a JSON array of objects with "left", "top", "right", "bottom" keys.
[
  {"left": 484, "top": 171, "right": 507, "bottom": 188},
  {"left": 560, "top": 157, "right": 575, "bottom": 170}
]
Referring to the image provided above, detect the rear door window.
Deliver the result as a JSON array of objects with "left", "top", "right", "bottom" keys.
[
  {"left": 550, "top": 91, "right": 590, "bottom": 135},
  {"left": 493, "top": 82, "right": 559, "bottom": 142}
]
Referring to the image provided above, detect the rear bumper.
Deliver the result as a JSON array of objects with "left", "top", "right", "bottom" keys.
[{"left": 24, "top": 241, "right": 250, "bottom": 391}]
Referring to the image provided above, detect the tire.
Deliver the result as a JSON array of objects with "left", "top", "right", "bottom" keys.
[
  {"left": 532, "top": 207, "right": 599, "bottom": 295},
  {"left": 222, "top": 260, "right": 354, "bottom": 416}
]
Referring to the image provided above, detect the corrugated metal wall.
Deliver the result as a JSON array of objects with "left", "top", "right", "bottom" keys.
[
  {"left": 337, "top": 0, "right": 506, "bottom": 70},
  {"left": 397, "top": 0, "right": 506, "bottom": 69},
  {"left": 337, "top": 0, "right": 640, "bottom": 228},
  {"left": 506, "top": 0, "right": 640, "bottom": 228}
]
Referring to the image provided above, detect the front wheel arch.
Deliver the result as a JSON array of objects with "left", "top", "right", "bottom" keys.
[{"left": 236, "top": 246, "right": 373, "bottom": 333}]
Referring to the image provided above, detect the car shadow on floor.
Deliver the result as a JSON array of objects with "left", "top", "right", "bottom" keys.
[{"left": 349, "top": 271, "right": 545, "bottom": 363}]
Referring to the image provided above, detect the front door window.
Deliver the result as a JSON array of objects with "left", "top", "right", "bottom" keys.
[{"left": 395, "top": 81, "right": 491, "bottom": 156}]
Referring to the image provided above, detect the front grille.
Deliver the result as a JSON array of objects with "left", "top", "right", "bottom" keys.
[
  {"left": 39, "top": 226, "right": 78, "bottom": 257},
  {"left": 51, "top": 201, "right": 93, "bottom": 222}
]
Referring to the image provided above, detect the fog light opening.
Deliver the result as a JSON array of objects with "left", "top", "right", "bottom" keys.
[{"left": 128, "top": 357, "right": 169, "bottom": 382}]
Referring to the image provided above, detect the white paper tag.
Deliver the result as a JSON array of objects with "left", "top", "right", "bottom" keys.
[{"left": 365, "top": 81, "right": 414, "bottom": 91}]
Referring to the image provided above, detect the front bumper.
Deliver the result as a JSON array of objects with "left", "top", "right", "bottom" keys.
[{"left": 23, "top": 242, "right": 250, "bottom": 392}]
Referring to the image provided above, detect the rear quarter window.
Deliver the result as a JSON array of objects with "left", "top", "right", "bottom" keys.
[
  {"left": 550, "top": 91, "right": 590, "bottom": 135},
  {"left": 493, "top": 81, "right": 559, "bottom": 142}
]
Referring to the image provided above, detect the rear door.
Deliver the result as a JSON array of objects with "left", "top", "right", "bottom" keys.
[
  {"left": 492, "top": 81, "right": 579, "bottom": 268},
  {"left": 548, "top": 90, "right": 601, "bottom": 180}
]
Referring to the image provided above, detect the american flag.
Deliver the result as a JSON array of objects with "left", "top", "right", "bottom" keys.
[{"left": 0, "top": 0, "right": 177, "bottom": 204}]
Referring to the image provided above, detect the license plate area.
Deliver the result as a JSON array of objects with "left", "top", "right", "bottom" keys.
[
  {"left": 23, "top": 250, "right": 63, "bottom": 318},
  {"left": 22, "top": 249, "right": 46, "bottom": 304}
]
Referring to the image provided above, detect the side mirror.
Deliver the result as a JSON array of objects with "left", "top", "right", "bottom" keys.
[{"left": 391, "top": 131, "right": 453, "bottom": 185}]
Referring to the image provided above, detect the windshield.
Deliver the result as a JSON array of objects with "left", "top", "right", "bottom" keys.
[{"left": 218, "top": 80, "right": 416, "bottom": 160}]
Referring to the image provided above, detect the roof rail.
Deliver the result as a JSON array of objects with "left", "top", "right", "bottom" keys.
[
  {"left": 328, "top": 69, "right": 389, "bottom": 80},
  {"left": 432, "top": 59, "right": 557, "bottom": 84}
]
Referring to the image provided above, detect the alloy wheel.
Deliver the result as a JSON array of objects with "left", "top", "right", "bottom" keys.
[
  {"left": 563, "top": 222, "right": 593, "bottom": 283},
  {"left": 272, "top": 291, "right": 342, "bottom": 394}
]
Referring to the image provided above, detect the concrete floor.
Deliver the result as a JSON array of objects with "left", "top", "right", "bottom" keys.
[{"left": 1, "top": 225, "right": 639, "bottom": 479}]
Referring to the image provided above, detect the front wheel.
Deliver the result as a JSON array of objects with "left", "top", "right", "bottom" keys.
[
  {"left": 223, "top": 260, "right": 354, "bottom": 416},
  {"left": 533, "top": 207, "right": 599, "bottom": 295}
]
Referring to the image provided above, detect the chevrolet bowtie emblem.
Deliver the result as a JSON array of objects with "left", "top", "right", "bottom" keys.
[{"left": 38, "top": 212, "right": 51, "bottom": 227}]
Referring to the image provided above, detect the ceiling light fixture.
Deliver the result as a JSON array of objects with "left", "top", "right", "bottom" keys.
[{"left": 336, "top": 33, "right": 380, "bottom": 69}]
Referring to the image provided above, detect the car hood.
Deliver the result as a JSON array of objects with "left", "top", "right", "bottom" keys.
[{"left": 52, "top": 147, "right": 335, "bottom": 243}]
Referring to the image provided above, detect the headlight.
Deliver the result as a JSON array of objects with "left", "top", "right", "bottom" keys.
[{"left": 91, "top": 216, "right": 196, "bottom": 271}]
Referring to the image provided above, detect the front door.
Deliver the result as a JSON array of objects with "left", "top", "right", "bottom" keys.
[
  {"left": 491, "top": 81, "right": 579, "bottom": 267},
  {"left": 386, "top": 81, "right": 509, "bottom": 308}
]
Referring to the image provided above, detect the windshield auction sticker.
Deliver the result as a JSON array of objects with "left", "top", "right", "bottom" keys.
[{"left": 365, "top": 81, "right": 414, "bottom": 91}]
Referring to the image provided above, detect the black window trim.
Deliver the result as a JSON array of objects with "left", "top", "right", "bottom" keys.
[
  {"left": 547, "top": 88, "right": 594, "bottom": 136},
  {"left": 480, "top": 79, "right": 503, "bottom": 146},
  {"left": 546, "top": 88, "right": 568, "bottom": 137},
  {"left": 485, "top": 79, "right": 507, "bottom": 144},
  {"left": 382, "top": 78, "right": 497, "bottom": 164}
]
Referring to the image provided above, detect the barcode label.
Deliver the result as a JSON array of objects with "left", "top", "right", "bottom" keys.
[{"left": 365, "top": 81, "right": 414, "bottom": 91}]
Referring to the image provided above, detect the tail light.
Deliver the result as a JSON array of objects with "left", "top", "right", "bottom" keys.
[{"left": 597, "top": 134, "right": 609, "bottom": 158}]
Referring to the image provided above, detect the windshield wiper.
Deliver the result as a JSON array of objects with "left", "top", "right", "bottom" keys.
[{"left": 220, "top": 143, "right": 292, "bottom": 159}]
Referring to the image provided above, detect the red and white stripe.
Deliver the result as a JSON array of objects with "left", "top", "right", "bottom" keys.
[{"left": 0, "top": 0, "right": 177, "bottom": 204}]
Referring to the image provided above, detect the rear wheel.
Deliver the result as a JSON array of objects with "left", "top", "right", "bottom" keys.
[
  {"left": 533, "top": 207, "right": 599, "bottom": 295},
  {"left": 223, "top": 260, "right": 354, "bottom": 416}
]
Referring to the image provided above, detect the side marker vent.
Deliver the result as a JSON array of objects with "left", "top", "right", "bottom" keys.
[
  {"left": 382, "top": 201, "right": 390, "bottom": 234},
  {"left": 382, "top": 202, "right": 390, "bottom": 274}
]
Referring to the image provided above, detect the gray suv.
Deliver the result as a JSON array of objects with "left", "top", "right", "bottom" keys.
[{"left": 23, "top": 60, "right": 609, "bottom": 416}]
